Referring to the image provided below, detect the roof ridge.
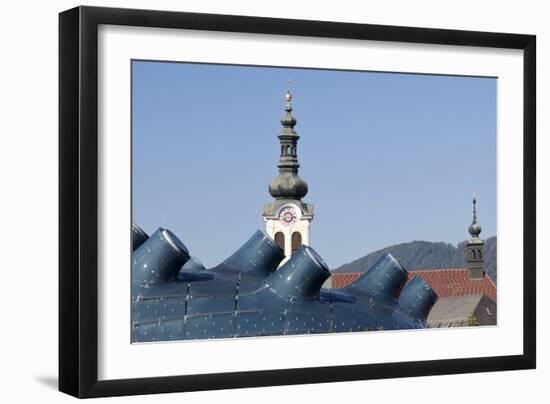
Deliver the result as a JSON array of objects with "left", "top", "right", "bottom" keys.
[{"left": 412, "top": 268, "right": 468, "bottom": 272}]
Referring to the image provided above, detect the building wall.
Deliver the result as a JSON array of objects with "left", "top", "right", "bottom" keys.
[{"left": 473, "top": 294, "right": 498, "bottom": 326}]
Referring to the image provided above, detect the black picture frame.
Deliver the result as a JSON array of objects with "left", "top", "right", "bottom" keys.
[{"left": 59, "top": 5, "right": 536, "bottom": 398}]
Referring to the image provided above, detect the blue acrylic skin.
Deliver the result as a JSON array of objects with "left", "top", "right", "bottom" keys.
[
  {"left": 398, "top": 275, "right": 438, "bottom": 321},
  {"left": 131, "top": 226, "right": 438, "bottom": 342},
  {"left": 131, "top": 223, "right": 149, "bottom": 251}
]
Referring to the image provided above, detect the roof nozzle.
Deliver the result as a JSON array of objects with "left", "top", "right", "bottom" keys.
[
  {"left": 266, "top": 245, "right": 330, "bottom": 301},
  {"left": 346, "top": 253, "right": 408, "bottom": 301},
  {"left": 131, "top": 223, "right": 149, "bottom": 251},
  {"left": 215, "top": 230, "right": 285, "bottom": 277},
  {"left": 133, "top": 227, "right": 190, "bottom": 286},
  {"left": 398, "top": 276, "right": 438, "bottom": 321}
]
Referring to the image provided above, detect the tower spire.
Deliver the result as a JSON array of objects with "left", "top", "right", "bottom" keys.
[
  {"left": 468, "top": 191, "right": 482, "bottom": 238},
  {"left": 472, "top": 191, "right": 477, "bottom": 222},
  {"left": 268, "top": 87, "right": 308, "bottom": 199}
]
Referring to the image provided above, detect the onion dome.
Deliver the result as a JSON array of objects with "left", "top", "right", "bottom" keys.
[{"left": 269, "top": 172, "right": 308, "bottom": 199}]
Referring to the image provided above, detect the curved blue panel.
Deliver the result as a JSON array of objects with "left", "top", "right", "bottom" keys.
[
  {"left": 133, "top": 227, "right": 190, "bottom": 287},
  {"left": 319, "top": 289, "right": 356, "bottom": 303},
  {"left": 177, "top": 271, "right": 215, "bottom": 282},
  {"left": 181, "top": 256, "right": 205, "bottom": 272},
  {"left": 213, "top": 230, "right": 284, "bottom": 277},
  {"left": 398, "top": 275, "right": 438, "bottom": 321},
  {"left": 176, "top": 253, "right": 210, "bottom": 282},
  {"left": 132, "top": 223, "right": 149, "bottom": 251},
  {"left": 265, "top": 245, "right": 330, "bottom": 301},
  {"left": 345, "top": 253, "right": 408, "bottom": 301}
]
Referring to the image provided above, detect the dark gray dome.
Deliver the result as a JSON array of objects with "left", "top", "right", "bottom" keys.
[
  {"left": 269, "top": 172, "right": 308, "bottom": 199},
  {"left": 468, "top": 222, "right": 482, "bottom": 237},
  {"left": 281, "top": 110, "right": 297, "bottom": 127}
]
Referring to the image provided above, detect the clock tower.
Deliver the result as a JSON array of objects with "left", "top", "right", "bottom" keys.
[{"left": 263, "top": 88, "right": 314, "bottom": 266}]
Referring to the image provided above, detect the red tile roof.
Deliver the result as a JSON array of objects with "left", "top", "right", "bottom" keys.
[
  {"left": 331, "top": 268, "right": 497, "bottom": 303},
  {"left": 331, "top": 273, "right": 362, "bottom": 289}
]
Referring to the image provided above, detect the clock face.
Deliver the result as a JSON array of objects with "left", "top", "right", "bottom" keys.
[{"left": 279, "top": 206, "right": 297, "bottom": 226}]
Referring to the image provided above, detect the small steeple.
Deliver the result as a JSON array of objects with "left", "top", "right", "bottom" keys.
[
  {"left": 468, "top": 191, "right": 482, "bottom": 239},
  {"left": 466, "top": 191, "right": 485, "bottom": 279}
]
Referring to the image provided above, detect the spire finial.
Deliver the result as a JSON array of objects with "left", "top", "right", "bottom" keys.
[
  {"left": 281, "top": 82, "right": 296, "bottom": 128},
  {"left": 472, "top": 190, "right": 477, "bottom": 222},
  {"left": 468, "top": 191, "right": 481, "bottom": 237},
  {"left": 285, "top": 79, "right": 292, "bottom": 108}
]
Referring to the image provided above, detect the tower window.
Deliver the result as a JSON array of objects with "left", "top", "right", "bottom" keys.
[
  {"left": 291, "top": 232, "right": 302, "bottom": 255},
  {"left": 286, "top": 145, "right": 291, "bottom": 155},
  {"left": 274, "top": 232, "right": 285, "bottom": 252}
]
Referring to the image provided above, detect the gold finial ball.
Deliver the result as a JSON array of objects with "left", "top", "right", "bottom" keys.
[{"left": 285, "top": 90, "right": 292, "bottom": 102}]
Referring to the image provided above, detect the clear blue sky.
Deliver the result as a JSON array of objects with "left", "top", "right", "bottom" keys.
[{"left": 132, "top": 60, "right": 496, "bottom": 269}]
